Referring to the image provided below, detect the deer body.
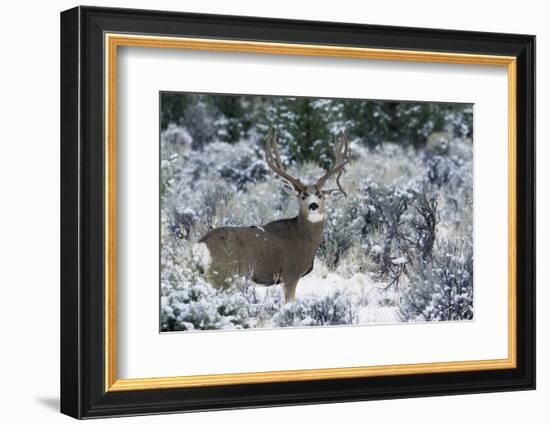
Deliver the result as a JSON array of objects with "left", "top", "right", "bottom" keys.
[
  {"left": 199, "top": 202, "right": 325, "bottom": 301},
  {"left": 197, "top": 132, "right": 349, "bottom": 302}
]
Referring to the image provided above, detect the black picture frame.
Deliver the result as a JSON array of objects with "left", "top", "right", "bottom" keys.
[{"left": 60, "top": 5, "right": 535, "bottom": 419}]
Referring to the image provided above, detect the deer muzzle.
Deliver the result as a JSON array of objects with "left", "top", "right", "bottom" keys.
[{"left": 308, "top": 203, "right": 319, "bottom": 211}]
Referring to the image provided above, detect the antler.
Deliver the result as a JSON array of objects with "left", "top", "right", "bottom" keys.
[
  {"left": 265, "top": 131, "right": 305, "bottom": 192},
  {"left": 316, "top": 133, "right": 350, "bottom": 195}
]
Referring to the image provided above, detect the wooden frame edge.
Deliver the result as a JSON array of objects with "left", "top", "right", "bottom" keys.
[
  {"left": 104, "top": 33, "right": 518, "bottom": 393},
  {"left": 108, "top": 358, "right": 516, "bottom": 391},
  {"left": 507, "top": 59, "right": 518, "bottom": 369}
]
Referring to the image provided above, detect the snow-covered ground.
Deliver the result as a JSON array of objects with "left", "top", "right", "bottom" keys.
[{"left": 254, "top": 261, "right": 400, "bottom": 328}]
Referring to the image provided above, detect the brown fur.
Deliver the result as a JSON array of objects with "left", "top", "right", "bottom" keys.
[{"left": 199, "top": 185, "right": 326, "bottom": 302}]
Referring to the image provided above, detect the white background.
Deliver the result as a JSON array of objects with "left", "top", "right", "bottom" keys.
[
  {"left": 0, "top": 0, "right": 545, "bottom": 424},
  {"left": 118, "top": 47, "right": 508, "bottom": 379}
]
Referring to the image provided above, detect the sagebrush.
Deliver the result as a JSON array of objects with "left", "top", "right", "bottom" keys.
[{"left": 160, "top": 94, "right": 474, "bottom": 331}]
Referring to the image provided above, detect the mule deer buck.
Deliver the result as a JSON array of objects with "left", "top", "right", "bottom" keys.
[{"left": 196, "top": 132, "right": 350, "bottom": 302}]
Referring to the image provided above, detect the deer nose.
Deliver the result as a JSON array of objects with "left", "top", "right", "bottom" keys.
[{"left": 309, "top": 203, "right": 319, "bottom": 211}]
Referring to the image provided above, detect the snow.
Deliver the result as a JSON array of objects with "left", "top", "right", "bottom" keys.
[
  {"left": 254, "top": 262, "right": 400, "bottom": 327},
  {"left": 391, "top": 256, "right": 408, "bottom": 265},
  {"left": 370, "top": 244, "right": 383, "bottom": 255},
  {"left": 306, "top": 211, "right": 325, "bottom": 223},
  {"left": 191, "top": 242, "right": 211, "bottom": 272}
]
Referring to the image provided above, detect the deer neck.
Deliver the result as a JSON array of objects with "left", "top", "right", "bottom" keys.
[{"left": 297, "top": 209, "right": 325, "bottom": 248}]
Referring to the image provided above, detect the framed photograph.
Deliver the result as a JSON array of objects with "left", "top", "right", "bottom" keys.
[{"left": 60, "top": 6, "right": 535, "bottom": 419}]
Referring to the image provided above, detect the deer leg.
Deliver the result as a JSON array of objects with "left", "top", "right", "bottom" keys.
[{"left": 282, "top": 278, "right": 299, "bottom": 303}]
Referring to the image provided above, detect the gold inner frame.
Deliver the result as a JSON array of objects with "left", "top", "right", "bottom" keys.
[{"left": 104, "top": 33, "right": 518, "bottom": 392}]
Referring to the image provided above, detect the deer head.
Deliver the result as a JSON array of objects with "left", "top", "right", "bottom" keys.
[{"left": 265, "top": 131, "right": 350, "bottom": 223}]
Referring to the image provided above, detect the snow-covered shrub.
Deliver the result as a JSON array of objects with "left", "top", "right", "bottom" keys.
[
  {"left": 271, "top": 290, "right": 358, "bottom": 327},
  {"left": 319, "top": 193, "right": 365, "bottom": 269},
  {"left": 161, "top": 124, "right": 193, "bottom": 150},
  {"left": 167, "top": 207, "right": 197, "bottom": 240},
  {"left": 355, "top": 181, "right": 412, "bottom": 288},
  {"left": 161, "top": 240, "right": 283, "bottom": 331},
  {"left": 181, "top": 101, "right": 217, "bottom": 150},
  {"left": 398, "top": 239, "right": 473, "bottom": 322},
  {"left": 425, "top": 135, "right": 472, "bottom": 189},
  {"left": 208, "top": 141, "right": 269, "bottom": 190},
  {"left": 407, "top": 187, "right": 439, "bottom": 261},
  {"left": 445, "top": 105, "right": 473, "bottom": 139}
]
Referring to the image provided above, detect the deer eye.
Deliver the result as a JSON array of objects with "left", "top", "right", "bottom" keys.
[
  {"left": 315, "top": 191, "right": 321, "bottom": 197},
  {"left": 301, "top": 192, "right": 309, "bottom": 200}
]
